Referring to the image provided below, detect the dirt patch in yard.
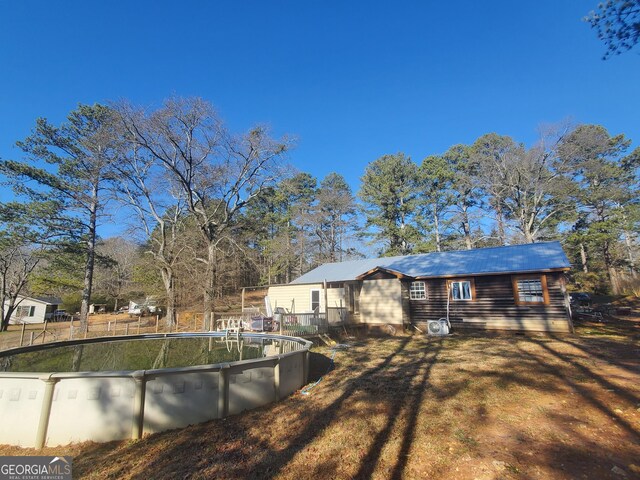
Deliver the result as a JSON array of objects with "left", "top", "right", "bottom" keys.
[{"left": 1, "top": 314, "right": 639, "bottom": 479}]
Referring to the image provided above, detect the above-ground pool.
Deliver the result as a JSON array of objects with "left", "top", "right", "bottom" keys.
[{"left": 0, "top": 332, "right": 311, "bottom": 448}]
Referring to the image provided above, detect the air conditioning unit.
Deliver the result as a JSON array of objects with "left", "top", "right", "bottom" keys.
[{"left": 427, "top": 318, "right": 450, "bottom": 336}]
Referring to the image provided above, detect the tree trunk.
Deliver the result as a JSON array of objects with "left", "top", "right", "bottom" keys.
[
  {"left": 433, "top": 205, "right": 441, "bottom": 252},
  {"left": 285, "top": 220, "right": 291, "bottom": 284},
  {"left": 524, "top": 229, "right": 535, "bottom": 244},
  {"left": 609, "top": 267, "right": 620, "bottom": 294},
  {"left": 161, "top": 266, "right": 176, "bottom": 327},
  {"left": 580, "top": 242, "right": 589, "bottom": 273},
  {"left": 79, "top": 188, "right": 99, "bottom": 331},
  {"left": 461, "top": 208, "right": 472, "bottom": 250},
  {"left": 623, "top": 229, "right": 637, "bottom": 277},
  {"left": 330, "top": 222, "right": 336, "bottom": 262},
  {"left": 267, "top": 256, "right": 272, "bottom": 285},
  {"left": 71, "top": 345, "right": 84, "bottom": 372},
  {"left": 602, "top": 240, "right": 618, "bottom": 293},
  {"left": 463, "top": 228, "right": 472, "bottom": 249},
  {"left": 495, "top": 202, "right": 506, "bottom": 245},
  {"left": 0, "top": 273, "right": 7, "bottom": 332},
  {"left": 399, "top": 198, "right": 410, "bottom": 255},
  {"left": 1, "top": 297, "right": 17, "bottom": 332},
  {"left": 152, "top": 340, "right": 170, "bottom": 369},
  {"left": 203, "top": 241, "right": 217, "bottom": 324},
  {"left": 299, "top": 233, "right": 305, "bottom": 276}
]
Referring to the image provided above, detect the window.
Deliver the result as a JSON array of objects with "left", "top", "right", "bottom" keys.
[
  {"left": 15, "top": 305, "right": 35, "bottom": 317},
  {"left": 516, "top": 279, "right": 544, "bottom": 303},
  {"left": 513, "top": 275, "right": 549, "bottom": 305},
  {"left": 310, "top": 289, "right": 321, "bottom": 312},
  {"left": 409, "top": 281, "right": 427, "bottom": 300},
  {"left": 449, "top": 280, "right": 473, "bottom": 301}
]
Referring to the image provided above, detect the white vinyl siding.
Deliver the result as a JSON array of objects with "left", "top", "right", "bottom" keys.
[
  {"left": 268, "top": 284, "right": 345, "bottom": 313},
  {"left": 359, "top": 279, "right": 403, "bottom": 325},
  {"left": 4, "top": 297, "right": 53, "bottom": 324}
]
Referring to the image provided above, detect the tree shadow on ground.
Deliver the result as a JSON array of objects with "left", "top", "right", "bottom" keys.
[
  {"left": 518, "top": 338, "right": 639, "bottom": 442},
  {"left": 247, "top": 336, "right": 414, "bottom": 478},
  {"left": 307, "top": 351, "right": 333, "bottom": 383},
  {"left": 7, "top": 329, "right": 640, "bottom": 480}
]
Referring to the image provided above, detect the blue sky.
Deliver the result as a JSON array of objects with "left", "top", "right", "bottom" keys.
[{"left": 1, "top": 0, "right": 638, "bottom": 210}]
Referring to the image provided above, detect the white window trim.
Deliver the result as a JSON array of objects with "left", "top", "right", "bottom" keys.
[
  {"left": 310, "top": 288, "right": 321, "bottom": 312},
  {"left": 450, "top": 280, "right": 473, "bottom": 301},
  {"left": 16, "top": 305, "right": 36, "bottom": 317},
  {"left": 409, "top": 281, "right": 427, "bottom": 300}
]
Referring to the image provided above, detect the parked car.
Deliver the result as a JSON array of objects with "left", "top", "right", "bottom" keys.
[
  {"left": 129, "top": 305, "right": 149, "bottom": 317},
  {"left": 52, "top": 309, "right": 68, "bottom": 322}
]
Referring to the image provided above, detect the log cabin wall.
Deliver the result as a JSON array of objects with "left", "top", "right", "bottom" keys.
[{"left": 409, "top": 272, "right": 572, "bottom": 333}]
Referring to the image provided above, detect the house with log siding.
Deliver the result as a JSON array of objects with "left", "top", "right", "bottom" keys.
[{"left": 267, "top": 242, "right": 573, "bottom": 333}]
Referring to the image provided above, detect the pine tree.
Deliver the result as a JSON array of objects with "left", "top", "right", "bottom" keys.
[
  {"left": 559, "top": 124, "right": 639, "bottom": 292},
  {"left": 0, "top": 104, "right": 120, "bottom": 329},
  {"left": 359, "top": 153, "right": 421, "bottom": 256}
]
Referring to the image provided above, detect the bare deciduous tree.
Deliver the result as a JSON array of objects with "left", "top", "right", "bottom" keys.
[
  {"left": 500, "top": 124, "right": 576, "bottom": 243},
  {"left": 469, "top": 133, "right": 523, "bottom": 245},
  {"left": 117, "top": 97, "right": 290, "bottom": 321},
  {"left": 94, "top": 237, "right": 140, "bottom": 312},
  {"left": 110, "top": 127, "right": 190, "bottom": 327},
  {"left": 0, "top": 231, "right": 41, "bottom": 331}
]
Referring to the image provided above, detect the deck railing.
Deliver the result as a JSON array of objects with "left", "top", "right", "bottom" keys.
[
  {"left": 327, "top": 307, "right": 347, "bottom": 325},
  {"left": 280, "top": 313, "right": 329, "bottom": 336},
  {"left": 216, "top": 313, "right": 329, "bottom": 337}
]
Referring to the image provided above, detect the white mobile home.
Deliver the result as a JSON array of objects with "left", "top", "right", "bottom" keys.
[{"left": 4, "top": 295, "right": 62, "bottom": 324}]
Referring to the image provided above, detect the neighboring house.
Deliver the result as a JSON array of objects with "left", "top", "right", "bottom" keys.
[
  {"left": 3, "top": 295, "right": 62, "bottom": 324},
  {"left": 267, "top": 242, "right": 573, "bottom": 333}
]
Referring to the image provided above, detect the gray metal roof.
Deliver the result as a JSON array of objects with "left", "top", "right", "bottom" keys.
[
  {"left": 291, "top": 241, "right": 570, "bottom": 284},
  {"left": 20, "top": 295, "right": 63, "bottom": 305}
]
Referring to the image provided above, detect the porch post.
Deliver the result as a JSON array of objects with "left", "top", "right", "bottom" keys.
[{"left": 323, "top": 279, "right": 328, "bottom": 315}]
